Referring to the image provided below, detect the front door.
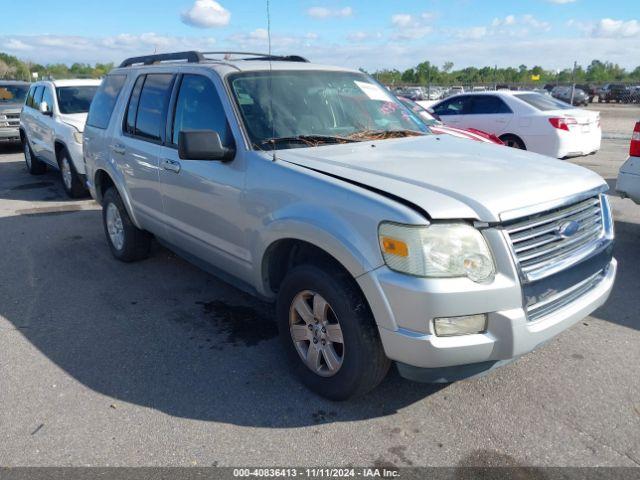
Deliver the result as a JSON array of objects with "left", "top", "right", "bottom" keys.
[{"left": 159, "top": 73, "right": 250, "bottom": 281}]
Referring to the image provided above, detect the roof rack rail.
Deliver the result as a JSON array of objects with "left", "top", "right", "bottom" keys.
[
  {"left": 118, "top": 51, "right": 309, "bottom": 68},
  {"left": 119, "top": 51, "right": 204, "bottom": 68},
  {"left": 200, "top": 51, "right": 310, "bottom": 63}
]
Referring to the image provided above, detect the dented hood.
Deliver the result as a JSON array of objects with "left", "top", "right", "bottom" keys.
[
  {"left": 58, "top": 113, "right": 88, "bottom": 132},
  {"left": 277, "top": 134, "right": 606, "bottom": 222}
]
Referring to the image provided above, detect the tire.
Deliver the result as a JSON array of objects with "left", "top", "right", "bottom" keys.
[
  {"left": 102, "top": 187, "right": 152, "bottom": 262},
  {"left": 22, "top": 135, "right": 46, "bottom": 175},
  {"left": 276, "top": 264, "right": 391, "bottom": 400},
  {"left": 58, "top": 149, "right": 88, "bottom": 198},
  {"left": 500, "top": 134, "right": 526, "bottom": 150}
]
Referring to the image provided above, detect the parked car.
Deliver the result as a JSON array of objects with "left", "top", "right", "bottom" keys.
[
  {"left": 20, "top": 79, "right": 101, "bottom": 197},
  {"left": 0, "top": 81, "right": 29, "bottom": 144},
  {"left": 597, "top": 83, "right": 629, "bottom": 103},
  {"left": 429, "top": 91, "right": 601, "bottom": 158},
  {"left": 551, "top": 86, "right": 589, "bottom": 106},
  {"left": 575, "top": 84, "right": 596, "bottom": 103},
  {"left": 444, "top": 86, "right": 465, "bottom": 98},
  {"left": 83, "top": 51, "right": 615, "bottom": 400},
  {"left": 629, "top": 86, "right": 640, "bottom": 104},
  {"left": 397, "top": 96, "right": 503, "bottom": 145},
  {"left": 616, "top": 121, "right": 640, "bottom": 204}
]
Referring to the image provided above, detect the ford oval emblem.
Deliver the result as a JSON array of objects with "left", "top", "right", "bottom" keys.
[{"left": 557, "top": 220, "right": 580, "bottom": 238}]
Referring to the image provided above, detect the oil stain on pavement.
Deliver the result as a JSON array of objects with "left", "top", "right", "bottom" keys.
[{"left": 196, "top": 299, "right": 278, "bottom": 347}]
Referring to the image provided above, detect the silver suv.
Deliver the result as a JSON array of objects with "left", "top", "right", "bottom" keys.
[
  {"left": 83, "top": 52, "right": 616, "bottom": 400},
  {"left": 0, "top": 81, "right": 29, "bottom": 144}
]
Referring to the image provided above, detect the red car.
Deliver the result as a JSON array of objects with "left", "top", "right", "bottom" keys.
[{"left": 398, "top": 96, "right": 504, "bottom": 145}]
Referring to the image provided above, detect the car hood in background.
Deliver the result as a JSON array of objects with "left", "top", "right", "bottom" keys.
[
  {"left": 59, "top": 113, "right": 88, "bottom": 132},
  {"left": 0, "top": 103, "right": 22, "bottom": 113},
  {"left": 276, "top": 134, "right": 606, "bottom": 222}
]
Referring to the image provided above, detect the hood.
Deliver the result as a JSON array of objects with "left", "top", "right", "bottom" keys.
[
  {"left": 58, "top": 113, "right": 88, "bottom": 132},
  {"left": 0, "top": 103, "right": 22, "bottom": 113},
  {"left": 276, "top": 134, "right": 606, "bottom": 222}
]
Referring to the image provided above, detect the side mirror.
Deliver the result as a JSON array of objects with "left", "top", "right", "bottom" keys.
[
  {"left": 39, "top": 102, "right": 52, "bottom": 116},
  {"left": 178, "top": 130, "right": 235, "bottom": 161}
]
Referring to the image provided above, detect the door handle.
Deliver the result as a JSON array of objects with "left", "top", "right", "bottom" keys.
[
  {"left": 162, "top": 159, "right": 181, "bottom": 173},
  {"left": 112, "top": 144, "right": 126, "bottom": 155}
]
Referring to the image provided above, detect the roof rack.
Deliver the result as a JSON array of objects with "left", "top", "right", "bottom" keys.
[{"left": 118, "top": 51, "right": 309, "bottom": 68}]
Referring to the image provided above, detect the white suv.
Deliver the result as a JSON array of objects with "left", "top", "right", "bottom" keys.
[{"left": 20, "top": 79, "right": 101, "bottom": 197}]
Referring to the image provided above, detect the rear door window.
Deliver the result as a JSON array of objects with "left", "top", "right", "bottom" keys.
[
  {"left": 87, "top": 74, "right": 127, "bottom": 129},
  {"left": 131, "top": 74, "right": 174, "bottom": 142},
  {"left": 469, "top": 95, "right": 512, "bottom": 114},
  {"left": 124, "top": 75, "right": 145, "bottom": 135}
]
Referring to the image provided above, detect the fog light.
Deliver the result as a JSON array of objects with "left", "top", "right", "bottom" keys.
[{"left": 434, "top": 314, "right": 487, "bottom": 337}]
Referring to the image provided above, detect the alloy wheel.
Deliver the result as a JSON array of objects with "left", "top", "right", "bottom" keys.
[
  {"left": 289, "top": 290, "right": 345, "bottom": 377},
  {"left": 105, "top": 203, "right": 125, "bottom": 251}
]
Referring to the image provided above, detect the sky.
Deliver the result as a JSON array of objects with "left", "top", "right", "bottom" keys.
[{"left": 2, "top": 0, "right": 639, "bottom": 71}]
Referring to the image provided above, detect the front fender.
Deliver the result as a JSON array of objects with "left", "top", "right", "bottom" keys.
[{"left": 252, "top": 204, "right": 385, "bottom": 297}]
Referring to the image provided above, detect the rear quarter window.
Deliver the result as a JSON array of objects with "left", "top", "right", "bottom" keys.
[{"left": 87, "top": 75, "right": 127, "bottom": 129}]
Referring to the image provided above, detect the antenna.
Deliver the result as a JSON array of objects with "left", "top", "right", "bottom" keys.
[{"left": 267, "top": 0, "right": 276, "bottom": 161}]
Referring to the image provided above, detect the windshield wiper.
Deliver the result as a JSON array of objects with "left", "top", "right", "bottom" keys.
[{"left": 258, "top": 135, "right": 358, "bottom": 149}]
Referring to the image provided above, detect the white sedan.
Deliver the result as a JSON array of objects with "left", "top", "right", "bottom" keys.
[{"left": 429, "top": 91, "right": 601, "bottom": 159}]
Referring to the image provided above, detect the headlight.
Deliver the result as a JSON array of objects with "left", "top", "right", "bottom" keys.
[
  {"left": 378, "top": 222, "right": 495, "bottom": 282},
  {"left": 73, "top": 130, "right": 83, "bottom": 144}
]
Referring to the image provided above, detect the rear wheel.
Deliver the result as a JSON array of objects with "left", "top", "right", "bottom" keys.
[
  {"left": 23, "top": 136, "right": 46, "bottom": 175},
  {"left": 500, "top": 134, "right": 526, "bottom": 150},
  {"left": 276, "top": 264, "right": 391, "bottom": 400},
  {"left": 102, "top": 187, "right": 152, "bottom": 262},
  {"left": 59, "top": 149, "right": 88, "bottom": 198}
]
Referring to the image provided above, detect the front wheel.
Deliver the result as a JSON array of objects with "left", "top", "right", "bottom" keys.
[
  {"left": 59, "top": 150, "right": 88, "bottom": 198},
  {"left": 23, "top": 136, "right": 46, "bottom": 175},
  {"left": 276, "top": 264, "right": 391, "bottom": 400},
  {"left": 102, "top": 188, "right": 152, "bottom": 262}
]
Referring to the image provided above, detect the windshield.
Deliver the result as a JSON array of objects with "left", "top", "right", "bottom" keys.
[
  {"left": 228, "top": 70, "right": 428, "bottom": 149},
  {"left": 514, "top": 93, "right": 573, "bottom": 111},
  {"left": 56, "top": 86, "right": 99, "bottom": 114},
  {"left": 0, "top": 84, "right": 28, "bottom": 104}
]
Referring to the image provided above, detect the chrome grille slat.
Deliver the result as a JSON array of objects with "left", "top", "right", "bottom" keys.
[
  {"left": 505, "top": 198, "right": 599, "bottom": 235},
  {"left": 503, "top": 195, "right": 605, "bottom": 283},
  {"left": 510, "top": 206, "right": 601, "bottom": 243},
  {"left": 516, "top": 220, "right": 603, "bottom": 261},
  {"left": 513, "top": 215, "right": 602, "bottom": 254}
]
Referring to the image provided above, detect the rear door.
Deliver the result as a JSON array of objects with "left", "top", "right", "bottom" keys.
[
  {"left": 159, "top": 73, "right": 248, "bottom": 279},
  {"left": 117, "top": 73, "right": 175, "bottom": 234},
  {"left": 463, "top": 95, "right": 514, "bottom": 134}
]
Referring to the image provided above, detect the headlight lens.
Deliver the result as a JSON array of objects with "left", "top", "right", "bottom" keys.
[
  {"left": 379, "top": 222, "right": 495, "bottom": 282},
  {"left": 73, "top": 130, "right": 83, "bottom": 144}
]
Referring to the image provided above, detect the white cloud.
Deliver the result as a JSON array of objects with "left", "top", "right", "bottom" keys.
[
  {"left": 591, "top": 18, "right": 640, "bottom": 38},
  {"left": 227, "top": 30, "right": 319, "bottom": 49},
  {"left": 390, "top": 11, "right": 435, "bottom": 39},
  {"left": 181, "top": 0, "right": 231, "bottom": 28},
  {"left": 306, "top": 6, "right": 353, "bottom": 19},
  {"left": 1, "top": 34, "right": 217, "bottom": 64},
  {"left": 391, "top": 14, "right": 414, "bottom": 28},
  {"left": 346, "top": 31, "right": 383, "bottom": 42},
  {"left": 547, "top": 0, "right": 577, "bottom": 3},
  {"left": 2, "top": 39, "right": 33, "bottom": 51}
]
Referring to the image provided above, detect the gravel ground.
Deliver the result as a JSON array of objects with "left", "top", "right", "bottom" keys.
[{"left": 1, "top": 105, "right": 639, "bottom": 467}]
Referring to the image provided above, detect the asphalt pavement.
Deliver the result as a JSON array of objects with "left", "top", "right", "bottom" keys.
[{"left": 0, "top": 128, "right": 639, "bottom": 467}]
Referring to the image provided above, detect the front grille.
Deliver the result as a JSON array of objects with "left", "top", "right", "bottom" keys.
[
  {"left": 5, "top": 113, "right": 19, "bottom": 119},
  {"left": 504, "top": 195, "right": 605, "bottom": 282},
  {"left": 527, "top": 268, "right": 606, "bottom": 321}
]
